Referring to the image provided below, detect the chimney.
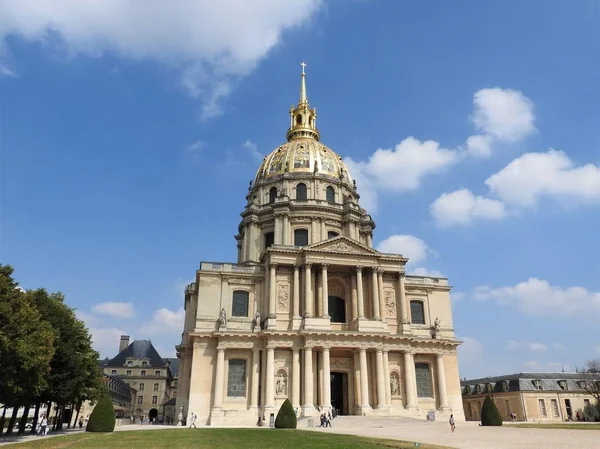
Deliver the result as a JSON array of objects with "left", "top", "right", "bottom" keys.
[{"left": 119, "top": 335, "right": 130, "bottom": 353}]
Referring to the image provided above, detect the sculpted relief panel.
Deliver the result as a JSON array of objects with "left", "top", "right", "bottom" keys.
[
  {"left": 277, "top": 283, "right": 290, "bottom": 313},
  {"left": 384, "top": 289, "right": 396, "bottom": 317}
]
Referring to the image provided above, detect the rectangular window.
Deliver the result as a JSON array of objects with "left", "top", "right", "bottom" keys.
[
  {"left": 137, "top": 396, "right": 143, "bottom": 405},
  {"left": 126, "top": 370, "right": 132, "bottom": 376},
  {"left": 152, "top": 396, "right": 158, "bottom": 405},
  {"left": 155, "top": 370, "right": 160, "bottom": 376},
  {"left": 538, "top": 399, "right": 547, "bottom": 417},
  {"left": 141, "top": 370, "right": 146, "bottom": 377},
  {"left": 294, "top": 229, "right": 309, "bottom": 247},
  {"left": 227, "top": 359, "right": 247, "bottom": 397},
  {"left": 111, "top": 370, "right": 117, "bottom": 375},
  {"left": 153, "top": 383, "right": 159, "bottom": 391},
  {"left": 232, "top": 290, "right": 249, "bottom": 317},
  {"left": 410, "top": 301, "right": 425, "bottom": 325},
  {"left": 139, "top": 383, "right": 145, "bottom": 391},
  {"left": 551, "top": 399, "right": 559, "bottom": 417},
  {"left": 414, "top": 363, "right": 432, "bottom": 397}
]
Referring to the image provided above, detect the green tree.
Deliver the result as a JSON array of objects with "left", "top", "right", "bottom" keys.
[
  {"left": 274, "top": 399, "right": 297, "bottom": 429},
  {"left": 86, "top": 391, "right": 115, "bottom": 432},
  {"left": 577, "top": 359, "right": 600, "bottom": 417},
  {"left": 0, "top": 265, "right": 55, "bottom": 436},
  {"left": 481, "top": 395, "right": 503, "bottom": 426}
]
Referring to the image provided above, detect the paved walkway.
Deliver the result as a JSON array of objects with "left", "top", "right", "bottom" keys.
[{"left": 309, "top": 416, "right": 599, "bottom": 449}]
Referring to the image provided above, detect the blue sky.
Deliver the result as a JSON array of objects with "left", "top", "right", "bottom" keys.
[{"left": 1, "top": 0, "right": 599, "bottom": 377}]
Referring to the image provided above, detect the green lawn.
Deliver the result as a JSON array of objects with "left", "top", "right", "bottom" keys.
[
  {"left": 511, "top": 423, "right": 600, "bottom": 430},
  {"left": 2, "top": 428, "right": 449, "bottom": 449}
]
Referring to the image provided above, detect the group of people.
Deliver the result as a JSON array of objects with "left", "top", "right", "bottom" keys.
[
  {"left": 35, "top": 414, "right": 87, "bottom": 436},
  {"left": 319, "top": 408, "right": 337, "bottom": 427}
]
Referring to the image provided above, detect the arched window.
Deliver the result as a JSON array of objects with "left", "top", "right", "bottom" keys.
[
  {"left": 294, "top": 229, "right": 309, "bottom": 247},
  {"left": 296, "top": 183, "right": 307, "bottom": 200},
  {"left": 227, "top": 359, "right": 247, "bottom": 397},
  {"left": 415, "top": 363, "right": 432, "bottom": 397},
  {"left": 264, "top": 232, "right": 274, "bottom": 249},
  {"left": 296, "top": 114, "right": 302, "bottom": 125},
  {"left": 326, "top": 186, "right": 335, "bottom": 203},
  {"left": 327, "top": 231, "right": 339, "bottom": 239},
  {"left": 328, "top": 296, "right": 346, "bottom": 323},
  {"left": 269, "top": 187, "right": 277, "bottom": 204},
  {"left": 232, "top": 290, "right": 249, "bottom": 317},
  {"left": 410, "top": 300, "right": 425, "bottom": 325}
]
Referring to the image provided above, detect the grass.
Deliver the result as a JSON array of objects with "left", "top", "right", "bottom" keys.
[
  {"left": 511, "top": 423, "right": 600, "bottom": 430},
  {"left": 1, "top": 428, "right": 450, "bottom": 449}
]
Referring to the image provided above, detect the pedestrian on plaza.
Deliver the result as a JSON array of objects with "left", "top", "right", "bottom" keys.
[
  {"left": 38, "top": 414, "right": 48, "bottom": 436},
  {"left": 78, "top": 417, "right": 84, "bottom": 430},
  {"left": 189, "top": 413, "right": 197, "bottom": 428},
  {"left": 449, "top": 414, "right": 456, "bottom": 432}
]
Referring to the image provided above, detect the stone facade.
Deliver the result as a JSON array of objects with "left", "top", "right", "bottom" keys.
[
  {"left": 175, "top": 66, "right": 466, "bottom": 426},
  {"left": 462, "top": 373, "right": 600, "bottom": 422}
]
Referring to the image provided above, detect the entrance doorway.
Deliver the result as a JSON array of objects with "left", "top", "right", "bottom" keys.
[{"left": 330, "top": 372, "right": 348, "bottom": 415}]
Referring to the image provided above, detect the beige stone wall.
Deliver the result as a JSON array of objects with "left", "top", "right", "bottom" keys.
[{"left": 187, "top": 342, "right": 217, "bottom": 426}]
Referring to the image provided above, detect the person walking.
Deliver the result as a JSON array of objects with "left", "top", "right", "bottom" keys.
[
  {"left": 38, "top": 415, "right": 48, "bottom": 436},
  {"left": 449, "top": 414, "right": 456, "bottom": 432},
  {"left": 78, "top": 417, "right": 84, "bottom": 430},
  {"left": 189, "top": 413, "right": 197, "bottom": 428}
]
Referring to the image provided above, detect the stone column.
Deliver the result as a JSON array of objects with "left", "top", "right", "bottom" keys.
[
  {"left": 269, "top": 263, "right": 277, "bottom": 318},
  {"left": 322, "top": 347, "right": 331, "bottom": 409},
  {"left": 371, "top": 268, "right": 380, "bottom": 320},
  {"left": 375, "top": 349, "right": 386, "bottom": 408},
  {"left": 265, "top": 347, "right": 275, "bottom": 408},
  {"left": 213, "top": 347, "right": 225, "bottom": 408},
  {"left": 293, "top": 265, "right": 300, "bottom": 319},
  {"left": 320, "top": 218, "right": 326, "bottom": 241},
  {"left": 383, "top": 351, "right": 391, "bottom": 406},
  {"left": 303, "top": 347, "right": 314, "bottom": 411},
  {"left": 304, "top": 263, "right": 313, "bottom": 317},
  {"left": 356, "top": 266, "right": 365, "bottom": 319},
  {"left": 367, "top": 233, "right": 373, "bottom": 247},
  {"left": 403, "top": 352, "right": 417, "bottom": 409},
  {"left": 436, "top": 354, "right": 450, "bottom": 409},
  {"left": 316, "top": 271, "right": 323, "bottom": 317},
  {"left": 274, "top": 214, "right": 282, "bottom": 245},
  {"left": 398, "top": 273, "right": 409, "bottom": 325},
  {"left": 292, "top": 348, "right": 301, "bottom": 408},
  {"left": 311, "top": 219, "right": 319, "bottom": 244},
  {"left": 359, "top": 349, "right": 370, "bottom": 408},
  {"left": 321, "top": 264, "right": 329, "bottom": 318},
  {"left": 377, "top": 270, "right": 385, "bottom": 320},
  {"left": 250, "top": 348, "right": 260, "bottom": 408},
  {"left": 282, "top": 214, "right": 289, "bottom": 245},
  {"left": 351, "top": 273, "right": 358, "bottom": 321}
]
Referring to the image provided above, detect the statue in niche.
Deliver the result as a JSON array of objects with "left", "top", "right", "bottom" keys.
[
  {"left": 253, "top": 310, "right": 261, "bottom": 331},
  {"left": 218, "top": 308, "right": 227, "bottom": 328},
  {"left": 276, "top": 373, "right": 287, "bottom": 395},
  {"left": 390, "top": 375, "right": 399, "bottom": 396},
  {"left": 432, "top": 317, "right": 441, "bottom": 338}
]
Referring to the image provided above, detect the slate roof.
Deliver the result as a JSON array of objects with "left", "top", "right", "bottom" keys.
[
  {"left": 163, "top": 358, "right": 180, "bottom": 378},
  {"left": 105, "top": 340, "right": 167, "bottom": 368},
  {"left": 461, "top": 372, "right": 600, "bottom": 396}
]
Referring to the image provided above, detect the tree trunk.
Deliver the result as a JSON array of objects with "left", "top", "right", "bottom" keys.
[
  {"left": 17, "top": 405, "right": 30, "bottom": 435},
  {"left": 52, "top": 406, "right": 59, "bottom": 431},
  {"left": 0, "top": 406, "right": 6, "bottom": 437},
  {"left": 30, "top": 403, "right": 40, "bottom": 435},
  {"left": 5, "top": 404, "right": 19, "bottom": 437},
  {"left": 72, "top": 403, "right": 81, "bottom": 430},
  {"left": 57, "top": 405, "right": 65, "bottom": 431}
]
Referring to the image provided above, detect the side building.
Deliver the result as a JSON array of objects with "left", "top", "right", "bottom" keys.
[
  {"left": 462, "top": 372, "right": 600, "bottom": 422},
  {"left": 101, "top": 336, "right": 174, "bottom": 422}
]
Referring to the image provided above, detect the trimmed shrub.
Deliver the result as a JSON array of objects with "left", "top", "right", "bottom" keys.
[
  {"left": 274, "top": 398, "right": 297, "bottom": 429},
  {"left": 481, "top": 395, "right": 503, "bottom": 426},
  {"left": 86, "top": 392, "right": 116, "bottom": 432}
]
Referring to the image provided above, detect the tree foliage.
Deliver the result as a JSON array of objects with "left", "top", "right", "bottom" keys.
[
  {"left": 481, "top": 395, "right": 503, "bottom": 426},
  {"left": 86, "top": 391, "right": 116, "bottom": 432},
  {"left": 274, "top": 399, "right": 297, "bottom": 429},
  {"left": 577, "top": 359, "right": 600, "bottom": 414}
]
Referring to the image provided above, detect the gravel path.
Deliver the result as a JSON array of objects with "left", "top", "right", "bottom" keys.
[{"left": 308, "top": 416, "right": 599, "bottom": 449}]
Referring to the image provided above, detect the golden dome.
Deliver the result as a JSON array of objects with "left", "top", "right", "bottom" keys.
[{"left": 255, "top": 138, "right": 353, "bottom": 184}]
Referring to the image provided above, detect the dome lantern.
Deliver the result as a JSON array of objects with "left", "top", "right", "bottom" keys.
[{"left": 286, "top": 62, "right": 320, "bottom": 142}]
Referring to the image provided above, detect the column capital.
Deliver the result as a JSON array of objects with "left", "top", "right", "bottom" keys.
[
  {"left": 322, "top": 345, "right": 331, "bottom": 351},
  {"left": 355, "top": 265, "right": 363, "bottom": 272},
  {"left": 292, "top": 347, "right": 300, "bottom": 354},
  {"left": 304, "top": 345, "right": 314, "bottom": 351},
  {"left": 359, "top": 347, "right": 367, "bottom": 354},
  {"left": 269, "top": 262, "right": 278, "bottom": 269},
  {"left": 436, "top": 353, "right": 445, "bottom": 359},
  {"left": 304, "top": 262, "right": 313, "bottom": 269},
  {"left": 216, "top": 346, "right": 226, "bottom": 352},
  {"left": 321, "top": 263, "right": 329, "bottom": 270},
  {"left": 377, "top": 268, "right": 384, "bottom": 276},
  {"left": 266, "top": 345, "right": 276, "bottom": 351},
  {"left": 293, "top": 264, "right": 300, "bottom": 271}
]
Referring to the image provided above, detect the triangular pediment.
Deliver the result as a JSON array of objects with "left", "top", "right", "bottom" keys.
[{"left": 305, "top": 236, "right": 379, "bottom": 255}]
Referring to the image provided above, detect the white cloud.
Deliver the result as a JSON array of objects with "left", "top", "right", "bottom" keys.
[
  {"left": 410, "top": 267, "right": 445, "bottom": 277},
  {"left": 0, "top": 64, "right": 18, "bottom": 77},
  {"left": 507, "top": 340, "right": 521, "bottom": 350},
  {"left": 529, "top": 342, "right": 548, "bottom": 352},
  {"left": 485, "top": 149, "right": 600, "bottom": 207},
  {"left": 344, "top": 157, "right": 379, "bottom": 212},
  {"left": 0, "top": 0, "right": 323, "bottom": 117},
  {"left": 430, "top": 188, "right": 507, "bottom": 227},
  {"left": 243, "top": 140, "right": 263, "bottom": 162},
  {"left": 186, "top": 140, "right": 207, "bottom": 162},
  {"left": 377, "top": 234, "right": 432, "bottom": 264},
  {"left": 473, "top": 278, "right": 600, "bottom": 317},
  {"left": 91, "top": 301, "right": 135, "bottom": 319},
  {"left": 140, "top": 307, "right": 185, "bottom": 337},
  {"left": 524, "top": 360, "right": 541, "bottom": 370},
  {"left": 76, "top": 310, "right": 130, "bottom": 358},
  {"left": 553, "top": 343, "right": 564, "bottom": 351},
  {"left": 471, "top": 87, "right": 535, "bottom": 142},
  {"left": 465, "top": 134, "right": 492, "bottom": 158}
]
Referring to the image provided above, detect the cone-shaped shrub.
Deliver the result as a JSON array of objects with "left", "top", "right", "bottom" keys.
[
  {"left": 481, "top": 395, "right": 503, "bottom": 426},
  {"left": 86, "top": 392, "right": 116, "bottom": 432},
  {"left": 274, "top": 398, "right": 297, "bottom": 429}
]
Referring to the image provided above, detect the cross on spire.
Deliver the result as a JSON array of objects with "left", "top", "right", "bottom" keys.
[{"left": 301, "top": 61, "right": 307, "bottom": 75}]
